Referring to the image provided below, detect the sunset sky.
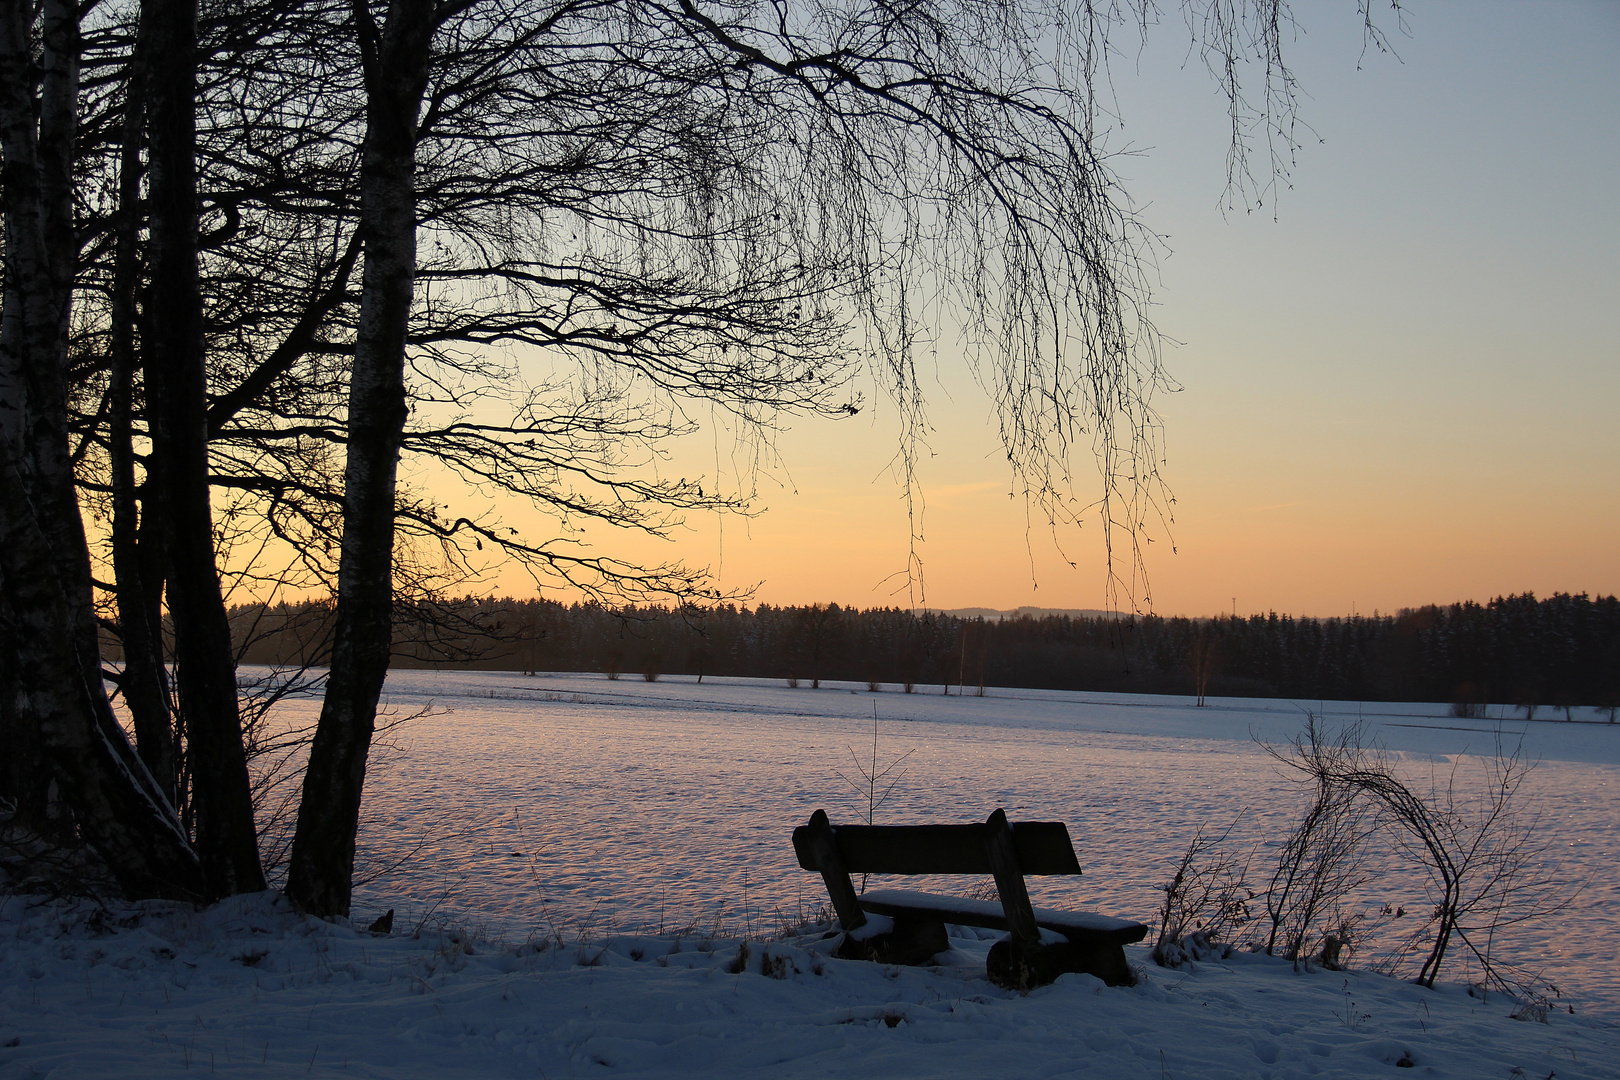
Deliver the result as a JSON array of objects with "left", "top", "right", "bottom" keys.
[{"left": 480, "top": 1, "right": 1619, "bottom": 619}]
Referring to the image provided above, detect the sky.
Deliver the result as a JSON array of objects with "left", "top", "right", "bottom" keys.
[{"left": 483, "top": 0, "right": 1620, "bottom": 618}]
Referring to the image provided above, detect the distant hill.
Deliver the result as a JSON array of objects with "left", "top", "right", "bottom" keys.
[{"left": 939, "top": 606, "right": 1122, "bottom": 622}]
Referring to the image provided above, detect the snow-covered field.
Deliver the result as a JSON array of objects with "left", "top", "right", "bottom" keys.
[
  {"left": 5, "top": 670, "right": 1617, "bottom": 1077},
  {"left": 329, "top": 672, "right": 1619, "bottom": 1010}
]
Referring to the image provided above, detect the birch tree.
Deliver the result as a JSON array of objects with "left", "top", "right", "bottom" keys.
[
  {"left": 0, "top": 0, "right": 203, "bottom": 898},
  {"left": 284, "top": 0, "right": 442, "bottom": 917},
  {"left": 142, "top": 0, "right": 266, "bottom": 896}
]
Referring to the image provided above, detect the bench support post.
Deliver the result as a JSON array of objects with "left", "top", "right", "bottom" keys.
[
  {"left": 983, "top": 809, "right": 1135, "bottom": 990},
  {"left": 983, "top": 808, "right": 1042, "bottom": 949},
  {"left": 801, "top": 809, "right": 866, "bottom": 932}
]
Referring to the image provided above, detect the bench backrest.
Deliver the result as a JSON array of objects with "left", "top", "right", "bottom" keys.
[
  {"left": 792, "top": 820, "right": 1081, "bottom": 876},
  {"left": 794, "top": 808, "right": 1080, "bottom": 947},
  {"left": 794, "top": 809, "right": 1144, "bottom": 987}
]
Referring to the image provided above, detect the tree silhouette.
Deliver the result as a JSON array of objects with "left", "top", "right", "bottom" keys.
[{"left": 2, "top": 0, "right": 1414, "bottom": 908}]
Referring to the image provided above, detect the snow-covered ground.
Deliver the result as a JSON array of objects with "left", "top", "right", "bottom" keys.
[
  {"left": 6, "top": 670, "right": 1617, "bottom": 1077},
  {"left": 3, "top": 890, "right": 1613, "bottom": 1078}
]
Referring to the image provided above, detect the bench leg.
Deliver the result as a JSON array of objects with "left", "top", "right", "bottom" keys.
[
  {"left": 837, "top": 915, "right": 949, "bottom": 966},
  {"left": 987, "top": 937, "right": 1136, "bottom": 991}
]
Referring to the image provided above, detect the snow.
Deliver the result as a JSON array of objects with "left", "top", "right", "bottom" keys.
[
  {"left": 8, "top": 669, "right": 1616, "bottom": 1076},
  {"left": 856, "top": 889, "right": 1145, "bottom": 937},
  {"left": 305, "top": 670, "right": 1618, "bottom": 1016},
  {"left": 3, "top": 890, "right": 1614, "bottom": 1079}
]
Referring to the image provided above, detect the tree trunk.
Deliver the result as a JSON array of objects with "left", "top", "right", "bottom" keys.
[
  {"left": 142, "top": 0, "right": 265, "bottom": 898},
  {"left": 0, "top": 593, "right": 53, "bottom": 822},
  {"left": 0, "top": 451, "right": 206, "bottom": 898},
  {"left": 0, "top": 0, "right": 203, "bottom": 898},
  {"left": 285, "top": 0, "right": 437, "bottom": 918},
  {"left": 108, "top": 17, "right": 178, "bottom": 807}
]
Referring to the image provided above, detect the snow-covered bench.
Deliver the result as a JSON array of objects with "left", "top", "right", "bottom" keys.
[{"left": 791, "top": 808, "right": 1147, "bottom": 990}]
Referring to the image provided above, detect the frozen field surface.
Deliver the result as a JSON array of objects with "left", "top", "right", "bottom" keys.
[{"left": 296, "top": 671, "right": 1620, "bottom": 1017}]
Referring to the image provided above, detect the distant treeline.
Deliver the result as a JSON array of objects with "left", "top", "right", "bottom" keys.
[{"left": 218, "top": 592, "right": 1620, "bottom": 709}]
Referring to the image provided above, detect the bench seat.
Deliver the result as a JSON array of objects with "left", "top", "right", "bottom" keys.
[{"left": 857, "top": 888, "right": 1148, "bottom": 945}]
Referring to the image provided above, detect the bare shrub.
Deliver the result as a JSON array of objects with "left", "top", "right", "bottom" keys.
[
  {"left": 1450, "top": 683, "right": 1487, "bottom": 719},
  {"left": 727, "top": 940, "right": 752, "bottom": 974},
  {"left": 1510, "top": 998, "right": 1549, "bottom": 1024},
  {"left": 836, "top": 714, "right": 913, "bottom": 828},
  {"left": 237, "top": 666, "right": 326, "bottom": 880},
  {"left": 236, "top": 665, "right": 425, "bottom": 886},
  {"left": 1261, "top": 719, "right": 1376, "bottom": 968},
  {"left": 1268, "top": 717, "right": 1570, "bottom": 992},
  {"left": 964, "top": 876, "right": 1001, "bottom": 903},
  {"left": 1151, "top": 817, "right": 1254, "bottom": 968}
]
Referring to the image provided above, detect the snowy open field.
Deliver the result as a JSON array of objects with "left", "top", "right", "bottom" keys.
[
  {"left": 5, "top": 669, "right": 1618, "bottom": 1078},
  {"left": 312, "top": 671, "right": 1620, "bottom": 1013}
]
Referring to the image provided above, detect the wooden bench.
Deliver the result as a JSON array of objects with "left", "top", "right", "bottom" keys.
[{"left": 792, "top": 808, "right": 1147, "bottom": 990}]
